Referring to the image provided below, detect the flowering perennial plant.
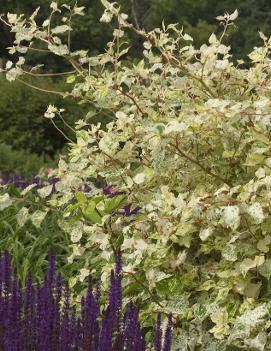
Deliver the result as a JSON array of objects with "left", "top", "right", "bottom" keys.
[
  {"left": 0, "top": 174, "right": 59, "bottom": 191},
  {"left": 0, "top": 250, "right": 172, "bottom": 350}
]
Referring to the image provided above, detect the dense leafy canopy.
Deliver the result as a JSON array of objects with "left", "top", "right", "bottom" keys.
[
  {"left": 2, "top": 1, "right": 271, "bottom": 350},
  {"left": 1, "top": 0, "right": 270, "bottom": 162}
]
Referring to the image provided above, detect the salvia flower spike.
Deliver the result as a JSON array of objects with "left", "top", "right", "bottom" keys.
[{"left": 0, "top": 251, "right": 173, "bottom": 350}]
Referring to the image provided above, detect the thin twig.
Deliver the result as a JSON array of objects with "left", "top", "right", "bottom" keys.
[
  {"left": 116, "top": 88, "right": 144, "bottom": 115},
  {"left": 58, "top": 114, "right": 76, "bottom": 133},
  {"left": 130, "top": 0, "right": 140, "bottom": 30},
  {"left": 17, "top": 79, "right": 66, "bottom": 96},
  {"left": 242, "top": 215, "right": 257, "bottom": 240},
  {"left": 28, "top": 45, "right": 51, "bottom": 53},
  {"left": 169, "top": 140, "right": 231, "bottom": 186},
  {"left": 51, "top": 119, "right": 75, "bottom": 144},
  {"left": 23, "top": 69, "right": 76, "bottom": 77},
  {"left": 231, "top": 129, "right": 246, "bottom": 161},
  {"left": 123, "top": 270, "right": 164, "bottom": 308}
]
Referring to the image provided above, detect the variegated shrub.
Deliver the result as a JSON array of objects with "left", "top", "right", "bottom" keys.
[{"left": 2, "top": 1, "right": 271, "bottom": 349}]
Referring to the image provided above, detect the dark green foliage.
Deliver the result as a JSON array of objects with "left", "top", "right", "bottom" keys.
[
  {"left": 0, "top": 76, "right": 85, "bottom": 156},
  {"left": 226, "top": 0, "right": 271, "bottom": 60},
  {"left": 0, "top": 189, "right": 71, "bottom": 284},
  {"left": 122, "top": 0, "right": 270, "bottom": 62},
  {"left": 54, "top": 0, "right": 271, "bottom": 63},
  {"left": 0, "top": 143, "right": 57, "bottom": 177},
  {"left": 1, "top": 0, "right": 270, "bottom": 65}
]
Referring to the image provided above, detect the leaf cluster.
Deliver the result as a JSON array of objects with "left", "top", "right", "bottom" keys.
[{"left": 3, "top": 2, "right": 271, "bottom": 349}]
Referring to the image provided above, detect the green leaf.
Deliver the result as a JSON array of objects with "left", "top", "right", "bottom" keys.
[
  {"left": 244, "top": 332, "right": 267, "bottom": 351},
  {"left": 75, "top": 192, "right": 87, "bottom": 204},
  {"left": 51, "top": 25, "right": 72, "bottom": 34},
  {"left": 221, "top": 206, "right": 240, "bottom": 230},
  {"left": 247, "top": 202, "right": 265, "bottom": 224},
  {"left": 222, "top": 243, "right": 237, "bottom": 261},
  {"left": 82, "top": 201, "right": 102, "bottom": 224},
  {"left": 37, "top": 185, "right": 53, "bottom": 198},
  {"left": 175, "top": 222, "right": 196, "bottom": 237},
  {"left": 104, "top": 194, "right": 127, "bottom": 214},
  {"left": 239, "top": 258, "right": 256, "bottom": 277},
  {"left": 66, "top": 75, "right": 75, "bottom": 84},
  {"left": 222, "top": 150, "right": 236, "bottom": 158},
  {"left": 244, "top": 282, "right": 262, "bottom": 299},
  {"left": 85, "top": 110, "right": 97, "bottom": 120},
  {"left": 245, "top": 153, "right": 265, "bottom": 166},
  {"left": 0, "top": 193, "right": 13, "bottom": 211},
  {"left": 197, "top": 280, "right": 215, "bottom": 291},
  {"left": 70, "top": 224, "right": 83, "bottom": 243},
  {"left": 21, "top": 258, "right": 30, "bottom": 285},
  {"left": 257, "top": 235, "right": 271, "bottom": 253},
  {"left": 65, "top": 203, "right": 80, "bottom": 214},
  {"left": 30, "top": 210, "right": 48, "bottom": 228},
  {"left": 163, "top": 295, "right": 190, "bottom": 316},
  {"left": 258, "top": 259, "right": 271, "bottom": 278},
  {"left": 199, "top": 227, "right": 213, "bottom": 241},
  {"left": 92, "top": 196, "right": 104, "bottom": 205},
  {"left": 48, "top": 43, "right": 69, "bottom": 56},
  {"left": 16, "top": 206, "right": 29, "bottom": 228}
]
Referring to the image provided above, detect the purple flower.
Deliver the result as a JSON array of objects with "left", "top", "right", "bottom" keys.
[
  {"left": 0, "top": 174, "right": 60, "bottom": 191},
  {"left": 103, "top": 186, "right": 114, "bottom": 195},
  {"left": 99, "top": 309, "right": 113, "bottom": 351},
  {"left": 123, "top": 304, "right": 145, "bottom": 351},
  {"left": 162, "top": 314, "right": 173, "bottom": 351},
  {"left": 0, "top": 251, "right": 173, "bottom": 350},
  {"left": 122, "top": 204, "right": 141, "bottom": 216},
  {"left": 23, "top": 274, "right": 36, "bottom": 350},
  {"left": 81, "top": 277, "right": 100, "bottom": 350},
  {"left": 155, "top": 313, "right": 162, "bottom": 351}
]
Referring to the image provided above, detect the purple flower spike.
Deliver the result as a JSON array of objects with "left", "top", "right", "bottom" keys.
[
  {"left": 0, "top": 251, "right": 173, "bottom": 350},
  {"left": 162, "top": 314, "right": 173, "bottom": 351},
  {"left": 155, "top": 313, "right": 162, "bottom": 351},
  {"left": 99, "top": 309, "right": 113, "bottom": 351}
]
